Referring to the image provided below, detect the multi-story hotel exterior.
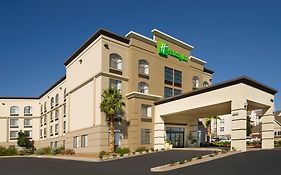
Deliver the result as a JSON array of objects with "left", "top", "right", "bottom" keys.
[{"left": 0, "top": 28, "right": 278, "bottom": 153}]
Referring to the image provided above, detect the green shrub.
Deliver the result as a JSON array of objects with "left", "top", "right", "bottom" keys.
[
  {"left": 135, "top": 147, "right": 146, "bottom": 153},
  {"left": 52, "top": 146, "right": 65, "bottom": 155},
  {"left": 99, "top": 151, "right": 106, "bottom": 158},
  {"left": 19, "top": 149, "right": 33, "bottom": 155},
  {"left": 149, "top": 148, "right": 154, "bottom": 152},
  {"left": 35, "top": 147, "right": 51, "bottom": 155},
  {"left": 115, "top": 147, "right": 130, "bottom": 155},
  {"left": 0, "top": 147, "right": 18, "bottom": 156}
]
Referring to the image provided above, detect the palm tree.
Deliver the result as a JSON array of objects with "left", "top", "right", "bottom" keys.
[{"left": 100, "top": 87, "right": 125, "bottom": 153}]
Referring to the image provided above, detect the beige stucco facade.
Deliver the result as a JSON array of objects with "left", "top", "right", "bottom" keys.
[{"left": 0, "top": 28, "right": 277, "bottom": 153}]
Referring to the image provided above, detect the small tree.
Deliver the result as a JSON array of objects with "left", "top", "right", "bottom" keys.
[
  {"left": 17, "top": 131, "right": 31, "bottom": 149},
  {"left": 100, "top": 87, "right": 125, "bottom": 153},
  {"left": 205, "top": 116, "right": 220, "bottom": 141}
]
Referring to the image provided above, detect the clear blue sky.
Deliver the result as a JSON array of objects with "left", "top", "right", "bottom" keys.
[{"left": 0, "top": 0, "right": 280, "bottom": 109}]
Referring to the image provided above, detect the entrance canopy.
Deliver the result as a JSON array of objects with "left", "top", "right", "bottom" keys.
[{"left": 154, "top": 76, "right": 277, "bottom": 151}]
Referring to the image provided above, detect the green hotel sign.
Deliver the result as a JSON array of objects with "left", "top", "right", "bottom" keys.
[{"left": 157, "top": 40, "right": 189, "bottom": 62}]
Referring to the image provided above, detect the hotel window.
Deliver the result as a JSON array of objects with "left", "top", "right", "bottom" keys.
[
  {"left": 109, "top": 79, "right": 122, "bottom": 91},
  {"left": 10, "top": 131, "right": 18, "bottom": 139},
  {"left": 40, "top": 116, "right": 43, "bottom": 125},
  {"left": 164, "top": 67, "right": 173, "bottom": 85},
  {"left": 220, "top": 127, "right": 224, "bottom": 132},
  {"left": 73, "top": 136, "right": 79, "bottom": 148},
  {"left": 192, "top": 76, "right": 200, "bottom": 90},
  {"left": 50, "top": 125, "right": 53, "bottom": 135},
  {"left": 10, "top": 119, "right": 19, "bottom": 128},
  {"left": 141, "top": 129, "right": 151, "bottom": 144},
  {"left": 50, "top": 111, "right": 53, "bottom": 121},
  {"left": 10, "top": 106, "right": 19, "bottom": 116},
  {"left": 24, "top": 119, "right": 32, "bottom": 127},
  {"left": 203, "top": 81, "right": 209, "bottom": 87},
  {"left": 55, "top": 124, "right": 59, "bottom": 135},
  {"left": 138, "top": 59, "right": 149, "bottom": 75},
  {"left": 138, "top": 82, "right": 149, "bottom": 94},
  {"left": 54, "top": 141, "right": 58, "bottom": 148},
  {"left": 55, "top": 94, "right": 59, "bottom": 106},
  {"left": 24, "top": 106, "right": 32, "bottom": 116},
  {"left": 174, "top": 89, "right": 182, "bottom": 96},
  {"left": 40, "top": 129, "right": 43, "bottom": 137},
  {"left": 51, "top": 97, "right": 54, "bottom": 108},
  {"left": 41, "top": 104, "right": 43, "bottom": 114},
  {"left": 64, "top": 88, "right": 67, "bottom": 101},
  {"left": 109, "top": 53, "right": 122, "bottom": 70},
  {"left": 44, "top": 102, "right": 47, "bottom": 112},
  {"left": 44, "top": 128, "right": 46, "bottom": 137},
  {"left": 63, "top": 104, "right": 66, "bottom": 116},
  {"left": 55, "top": 109, "right": 59, "bottom": 120},
  {"left": 24, "top": 130, "right": 32, "bottom": 138},
  {"left": 174, "top": 70, "right": 182, "bottom": 87},
  {"left": 141, "top": 104, "right": 152, "bottom": 118},
  {"left": 220, "top": 119, "right": 225, "bottom": 124},
  {"left": 44, "top": 115, "right": 47, "bottom": 124},
  {"left": 81, "top": 135, "right": 88, "bottom": 147},
  {"left": 63, "top": 121, "right": 66, "bottom": 133},
  {"left": 164, "top": 87, "right": 173, "bottom": 98}
]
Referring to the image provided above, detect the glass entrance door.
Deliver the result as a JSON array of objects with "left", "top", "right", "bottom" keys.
[{"left": 166, "top": 127, "right": 184, "bottom": 148}]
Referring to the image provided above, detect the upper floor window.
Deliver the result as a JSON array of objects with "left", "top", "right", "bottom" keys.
[
  {"left": 164, "top": 67, "right": 173, "bottom": 84},
  {"left": 109, "top": 53, "right": 122, "bottom": 70},
  {"left": 10, "top": 106, "right": 19, "bottom": 116},
  {"left": 192, "top": 76, "right": 200, "bottom": 90},
  {"left": 174, "top": 89, "right": 182, "bottom": 96},
  {"left": 164, "top": 87, "right": 173, "bottom": 98},
  {"left": 41, "top": 104, "right": 43, "bottom": 113},
  {"left": 138, "top": 59, "right": 149, "bottom": 75},
  {"left": 24, "top": 106, "right": 32, "bottom": 115},
  {"left": 203, "top": 81, "right": 209, "bottom": 87},
  {"left": 109, "top": 79, "right": 122, "bottom": 91},
  {"left": 44, "top": 102, "right": 47, "bottom": 112},
  {"left": 174, "top": 70, "right": 182, "bottom": 87},
  {"left": 138, "top": 82, "right": 149, "bottom": 94},
  {"left": 55, "top": 94, "right": 59, "bottom": 106},
  {"left": 64, "top": 88, "right": 67, "bottom": 99},
  {"left": 141, "top": 104, "right": 152, "bottom": 118},
  {"left": 51, "top": 97, "right": 54, "bottom": 108}
]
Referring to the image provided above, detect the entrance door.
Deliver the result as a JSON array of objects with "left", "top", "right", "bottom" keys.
[{"left": 166, "top": 127, "right": 184, "bottom": 148}]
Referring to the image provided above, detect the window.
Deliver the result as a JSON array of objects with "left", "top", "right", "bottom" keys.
[
  {"left": 109, "top": 79, "right": 122, "bottom": 91},
  {"left": 174, "top": 70, "right": 182, "bottom": 86},
  {"left": 24, "top": 130, "right": 32, "bottom": 138},
  {"left": 10, "top": 106, "right": 19, "bottom": 116},
  {"left": 220, "top": 119, "right": 225, "bottom": 124},
  {"left": 50, "top": 142, "right": 54, "bottom": 148},
  {"left": 55, "top": 94, "right": 59, "bottom": 106},
  {"left": 50, "top": 125, "right": 53, "bottom": 135},
  {"left": 192, "top": 76, "right": 200, "bottom": 90},
  {"left": 138, "top": 59, "right": 149, "bottom": 75},
  {"left": 44, "top": 128, "right": 46, "bottom": 137},
  {"left": 63, "top": 121, "right": 66, "bottom": 133},
  {"left": 174, "top": 89, "right": 182, "bottom": 96},
  {"left": 40, "top": 116, "right": 43, "bottom": 125},
  {"left": 10, "top": 119, "right": 19, "bottom": 127},
  {"left": 138, "top": 82, "right": 149, "bottom": 94},
  {"left": 164, "top": 87, "right": 173, "bottom": 98},
  {"left": 24, "top": 119, "right": 32, "bottom": 127},
  {"left": 64, "top": 88, "right": 67, "bottom": 98},
  {"left": 40, "top": 129, "right": 43, "bottom": 137},
  {"left": 73, "top": 136, "right": 79, "bottom": 148},
  {"left": 63, "top": 104, "right": 66, "bottom": 116},
  {"left": 41, "top": 104, "right": 43, "bottom": 113},
  {"left": 141, "top": 129, "right": 151, "bottom": 144},
  {"left": 164, "top": 67, "right": 173, "bottom": 84},
  {"left": 55, "top": 109, "right": 59, "bottom": 120},
  {"left": 55, "top": 124, "right": 59, "bottom": 135},
  {"left": 44, "top": 115, "right": 47, "bottom": 124},
  {"left": 109, "top": 53, "right": 122, "bottom": 70},
  {"left": 10, "top": 131, "right": 18, "bottom": 139},
  {"left": 51, "top": 97, "right": 54, "bottom": 108},
  {"left": 203, "top": 81, "right": 209, "bottom": 87},
  {"left": 220, "top": 127, "right": 224, "bottom": 132},
  {"left": 24, "top": 106, "right": 32, "bottom": 115},
  {"left": 141, "top": 104, "right": 152, "bottom": 118},
  {"left": 54, "top": 141, "right": 58, "bottom": 148},
  {"left": 44, "top": 102, "right": 47, "bottom": 112},
  {"left": 50, "top": 111, "right": 53, "bottom": 121},
  {"left": 81, "top": 135, "right": 88, "bottom": 147}
]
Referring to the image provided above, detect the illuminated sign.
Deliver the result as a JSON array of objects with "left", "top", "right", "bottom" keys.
[{"left": 157, "top": 40, "right": 189, "bottom": 62}]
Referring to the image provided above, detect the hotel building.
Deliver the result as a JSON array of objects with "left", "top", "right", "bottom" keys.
[{"left": 0, "top": 28, "right": 278, "bottom": 153}]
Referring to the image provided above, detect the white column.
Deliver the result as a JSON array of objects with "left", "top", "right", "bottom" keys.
[
  {"left": 153, "top": 110, "right": 165, "bottom": 150},
  {"left": 231, "top": 100, "right": 247, "bottom": 152},
  {"left": 262, "top": 107, "right": 274, "bottom": 149}
]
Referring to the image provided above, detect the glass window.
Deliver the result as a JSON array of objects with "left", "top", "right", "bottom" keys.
[
  {"left": 138, "top": 59, "right": 149, "bottom": 75},
  {"left": 73, "top": 136, "right": 79, "bottom": 148},
  {"left": 174, "top": 89, "right": 182, "bottom": 96},
  {"left": 220, "top": 119, "right": 225, "bottom": 124},
  {"left": 50, "top": 142, "right": 54, "bottom": 148},
  {"left": 24, "top": 106, "right": 32, "bottom": 115},
  {"left": 10, "top": 106, "right": 19, "bottom": 115},
  {"left": 174, "top": 70, "right": 182, "bottom": 85},
  {"left": 63, "top": 121, "right": 66, "bottom": 132},
  {"left": 220, "top": 127, "right": 224, "bottom": 131},
  {"left": 164, "top": 67, "right": 173, "bottom": 83},
  {"left": 64, "top": 88, "right": 67, "bottom": 98},
  {"left": 109, "top": 53, "right": 122, "bottom": 70},
  {"left": 63, "top": 104, "right": 66, "bottom": 115},
  {"left": 50, "top": 125, "right": 53, "bottom": 134},
  {"left": 55, "top": 109, "right": 59, "bottom": 119},
  {"left": 141, "top": 104, "right": 152, "bottom": 118},
  {"left": 81, "top": 135, "right": 88, "bottom": 147},
  {"left": 24, "top": 119, "right": 32, "bottom": 126},
  {"left": 44, "top": 115, "right": 47, "bottom": 124},
  {"left": 138, "top": 82, "right": 149, "bottom": 94},
  {"left": 55, "top": 124, "right": 59, "bottom": 134},
  {"left": 44, "top": 102, "right": 47, "bottom": 111},
  {"left": 50, "top": 111, "right": 53, "bottom": 121},
  {"left": 164, "top": 87, "right": 173, "bottom": 98},
  {"left": 41, "top": 104, "right": 43, "bottom": 113},
  {"left": 51, "top": 97, "right": 54, "bottom": 108},
  {"left": 10, "top": 131, "right": 18, "bottom": 139},
  {"left": 54, "top": 141, "right": 58, "bottom": 148},
  {"left": 10, "top": 119, "right": 19, "bottom": 126},
  {"left": 192, "top": 76, "right": 200, "bottom": 90},
  {"left": 44, "top": 128, "right": 46, "bottom": 137},
  {"left": 24, "top": 130, "right": 32, "bottom": 138},
  {"left": 40, "top": 129, "right": 43, "bottom": 137},
  {"left": 141, "top": 129, "right": 151, "bottom": 144},
  {"left": 203, "top": 81, "right": 209, "bottom": 87},
  {"left": 109, "top": 79, "right": 122, "bottom": 91},
  {"left": 55, "top": 94, "right": 59, "bottom": 105}
]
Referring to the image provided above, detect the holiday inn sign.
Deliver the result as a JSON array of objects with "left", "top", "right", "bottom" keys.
[{"left": 157, "top": 40, "right": 189, "bottom": 62}]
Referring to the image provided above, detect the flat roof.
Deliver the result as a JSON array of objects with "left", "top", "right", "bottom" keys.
[{"left": 155, "top": 76, "right": 278, "bottom": 105}]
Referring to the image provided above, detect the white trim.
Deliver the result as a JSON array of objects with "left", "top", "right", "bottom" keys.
[
  {"left": 151, "top": 29, "right": 194, "bottom": 49},
  {"left": 190, "top": 56, "right": 207, "bottom": 65},
  {"left": 126, "top": 91, "right": 162, "bottom": 100},
  {"left": 125, "top": 31, "right": 156, "bottom": 43}
]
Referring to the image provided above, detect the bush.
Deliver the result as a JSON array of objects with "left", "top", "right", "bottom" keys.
[
  {"left": 35, "top": 147, "right": 52, "bottom": 155},
  {"left": 149, "top": 148, "right": 154, "bottom": 152},
  {"left": 135, "top": 147, "right": 146, "bottom": 153},
  {"left": 0, "top": 146, "right": 18, "bottom": 156},
  {"left": 64, "top": 149, "right": 75, "bottom": 155},
  {"left": 52, "top": 146, "right": 65, "bottom": 155},
  {"left": 115, "top": 147, "right": 130, "bottom": 155},
  {"left": 19, "top": 149, "right": 33, "bottom": 155},
  {"left": 99, "top": 151, "right": 106, "bottom": 158}
]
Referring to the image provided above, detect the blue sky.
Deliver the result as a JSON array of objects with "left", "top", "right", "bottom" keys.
[{"left": 0, "top": 0, "right": 280, "bottom": 109}]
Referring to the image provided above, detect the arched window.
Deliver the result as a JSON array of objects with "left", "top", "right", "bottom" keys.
[
  {"left": 51, "top": 97, "right": 54, "bottom": 108},
  {"left": 109, "top": 53, "right": 122, "bottom": 70},
  {"left": 192, "top": 76, "right": 200, "bottom": 90},
  {"left": 10, "top": 106, "right": 19, "bottom": 116},
  {"left": 203, "top": 81, "right": 209, "bottom": 87},
  {"left": 24, "top": 106, "right": 32, "bottom": 115},
  {"left": 138, "top": 59, "right": 149, "bottom": 75},
  {"left": 55, "top": 94, "right": 59, "bottom": 105},
  {"left": 138, "top": 82, "right": 149, "bottom": 94}
]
